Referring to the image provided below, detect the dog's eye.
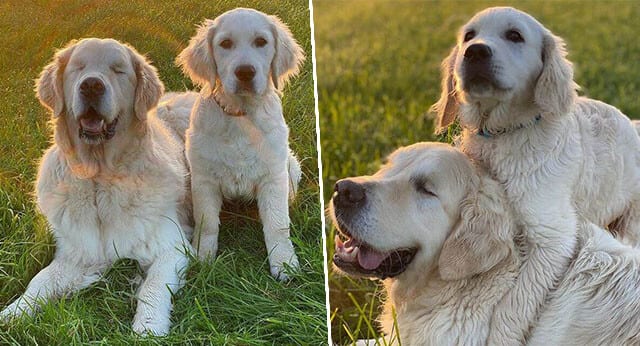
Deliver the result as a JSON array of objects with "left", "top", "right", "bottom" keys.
[
  {"left": 219, "top": 39, "right": 233, "bottom": 49},
  {"left": 254, "top": 37, "right": 267, "bottom": 47},
  {"left": 111, "top": 66, "right": 126, "bottom": 74},
  {"left": 463, "top": 30, "right": 476, "bottom": 42},
  {"left": 415, "top": 183, "right": 437, "bottom": 197},
  {"left": 505, "top": 30, "right": 524, "bottom": 43}
]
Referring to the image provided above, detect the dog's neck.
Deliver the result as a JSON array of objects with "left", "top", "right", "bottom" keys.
[
  {"left": 381, "top": 250, "right": 520, "bottom": 344},
  {"left": 210, "top": 86, "right": 274, "bottom": 118},
  {"left": 459, "top": 96, "right": 545, "bottom": 138},
  {"left": 55, "top": 112, "right": 150, "bottom": 179}
]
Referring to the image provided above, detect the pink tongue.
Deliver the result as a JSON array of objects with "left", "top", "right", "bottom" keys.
[
  {"left": 80, "top": 118, "right": 104, "bottom": 132},
  {"left": 358, "top": 247, "right": 388, "bottom": 270}
]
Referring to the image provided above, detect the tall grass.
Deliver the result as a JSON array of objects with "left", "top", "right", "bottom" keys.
[
  {"left": 0, "top": 1, "right": 325, "bottom": 344},
  {"left": 315, "top": 0, "right": 640, "bottom": 343}
]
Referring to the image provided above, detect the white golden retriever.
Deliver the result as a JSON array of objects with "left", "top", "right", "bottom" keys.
[
  {"left": 175, "top": 8, "right": 304, "bottom": 280},
  {"left": 0, "top": 38, "right": 192, "bottom": 335},
  {"left": 331, "top": 142, "right": 640, "bottom": 345},
  {"left": 431, "top": 7, "right": 640, "bottom": 344}
]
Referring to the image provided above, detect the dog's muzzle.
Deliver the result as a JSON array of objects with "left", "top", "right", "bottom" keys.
[
  {"left": 78, "top": 107, "right": 118, "bottom": 143},
  {"left": 331, "top": 179, "right": 417, "bottom": 279}
]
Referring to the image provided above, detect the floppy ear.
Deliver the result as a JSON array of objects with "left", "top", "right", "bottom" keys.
[
  {"left": 36, "top": 40, "right": 77, "bottom": 117},
  {"left": 429, "top": 46, "right": 459, "bottom": 134},
  {"left": 534, "top": 32, "right": 578, "bottom": 116},
  {"left": 438, "top": 173, "right": 514, "bottom": 280},
  {"left": 127, "top": 45, "right": 164, "bottom": 121},
  {"left": 176, "top": 19, "right": 217, "bottom": 88},
  {"left": 269, "top": 15, "right": 305, "bottom": 90}
]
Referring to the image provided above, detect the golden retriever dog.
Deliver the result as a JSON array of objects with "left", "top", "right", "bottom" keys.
[
  {"left": 175, "top": 8, "right": 304, "bottom": 280},
  {"left": 431, "top": 7, "right": 640, "bottom": 343},
  {"left": 330, "top": 142, "right": 640, "bottom": 345},
  {"left": 0, "top": 38, "right": 192, "bottom": 335}
]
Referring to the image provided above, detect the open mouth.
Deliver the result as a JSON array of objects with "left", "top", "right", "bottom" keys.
[
  {"left": 333, "top": 225, "right": 417, "bottom": 280},
  {"left": 78, "top": 107, "right": 118, "bottom": 143}
]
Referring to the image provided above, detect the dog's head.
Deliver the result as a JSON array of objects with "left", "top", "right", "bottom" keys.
[
  {"left": 432, "top": 7, "right": 578, "bottom": 132},
  {"left": 330, "top": 142, "right": 515, "bottom": 281},
  {"left": 177, "top": 8, "right": 304, "bottom": 98},
  {"left": 36, "top": 38, "right": 163, "bottom": 145}
]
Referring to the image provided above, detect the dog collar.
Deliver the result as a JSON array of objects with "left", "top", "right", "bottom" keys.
[
  {"left": 477, "top": 114, "right": 542, "bottom": 138},
  {"left": 212, "top": 92, "right": 246, "bottom": 117}
]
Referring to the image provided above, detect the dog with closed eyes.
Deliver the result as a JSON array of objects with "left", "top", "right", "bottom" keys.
[
  {"left": 331, "top": 142, "right": 640, "bottom": 345},
  {"left": 0, "top": 38, "right": 192, "bottom": 335},
  {"left": 175, "top": 8, "right": 304, "bottom": 280},
  {"left": 431, "top": 7, "right": 640, "bottom": 344}
]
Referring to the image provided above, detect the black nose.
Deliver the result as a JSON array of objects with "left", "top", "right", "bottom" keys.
[
  {"left": 234, "top": 65, "right": 256, "bottom": 82},
  {"left": 464, "top": 44, "right": 492, "bottom": 62},
  {"left": 333, "top": 179, "right": 366, "bottom": 207},
  {"left": 80, "top": 77, "right": 105, "bottom": 99}
]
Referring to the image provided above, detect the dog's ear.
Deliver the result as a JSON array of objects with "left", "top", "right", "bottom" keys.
[
  {"left": 177, "top": 20, "right": 217, "bottom": 89},
  {"left": 438, "top": 173, "right": 513, "bottom": 280},
  {"left": 36, "top": 40, "right": 77, "bottom": 117},
  {"left": 534, "top": 31, "right": 578, "bottom": 116},
  {"left": 269, "top": 15, "right": 305, "bottom": 90},
  {"left": 430, "top": 46, "right": 459, "bottom": 134},
  {"left": 127, "top": 45, "right": 164, "bottom": 121}
]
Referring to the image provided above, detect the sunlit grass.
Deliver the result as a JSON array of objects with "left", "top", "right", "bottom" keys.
[
  {"left": 316, "top": 0, "right": 640, "bottom": 343},
  {"left": 0, "top": 1, "right": 325, "bottom": 344}
]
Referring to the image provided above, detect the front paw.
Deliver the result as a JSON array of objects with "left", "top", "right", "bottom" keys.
[
  {"left": 192, "top": 234, "right": 218, "bottom": 260},
  {"left": 0, "top": 299, "right": 31, "bottom": 322},
  {"left": 269, "top": 248, "right": 299, "bottom": 281},
  {"left": 132, "top": 315, "right": 170, "bottom": 336}
]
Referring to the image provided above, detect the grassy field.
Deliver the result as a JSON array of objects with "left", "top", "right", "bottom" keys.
[
  {"left": 315, "top": 0, "right": 640, "bottom": 343},
  {"left": 0, "top": 0, "right": 325, "bottom": 344}
]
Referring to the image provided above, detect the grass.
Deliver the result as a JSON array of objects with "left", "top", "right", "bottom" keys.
[
  {"left": 315, "top": 0, "right": 640, "bottom": 344},
  {"left": 0, "top": 0, "right": 325, "bottom": 344}
]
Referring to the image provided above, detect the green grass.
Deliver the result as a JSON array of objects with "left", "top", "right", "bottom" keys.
[
  {"left": 0, "top": 0, "right": 325, "bottom": 344},
  {"left": 315, "top": 0, "right": 640, "bottom": 344}
]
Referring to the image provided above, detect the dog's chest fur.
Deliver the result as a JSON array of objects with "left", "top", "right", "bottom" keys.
[
  {"left": 36, "top": 127, "right": 187, "bottom": 266},
  {"left": 188, "top": 95, "right": 289, "bottom": 200}
]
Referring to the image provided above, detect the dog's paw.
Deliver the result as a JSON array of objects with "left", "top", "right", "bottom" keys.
[
  {"left": 132, "top": 316, "right": 170, "bottom": 336},
  {"left": 0, "top": 299, "right": 31, "bottom": 323},
  {"left": 270, "top": 251, "right": 300, "bottom": 281},
  {"left": 193, "top": 234, "right": 218, "bottom": 261}
]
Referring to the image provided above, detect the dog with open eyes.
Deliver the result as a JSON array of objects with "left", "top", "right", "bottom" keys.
[
  {"left": 331, "top": 142, "right": 640, "bottom": 345},
  {"left": 0, "top": 38, "right": 192, "bottom": 335},
  {"left": 431, "top": 7, "right": 640, "bottom": 344},
  {"left": 175, "top": 8, "right": 304, "bottom": 280}
]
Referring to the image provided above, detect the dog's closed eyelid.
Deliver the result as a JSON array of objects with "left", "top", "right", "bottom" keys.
[{"left": 463, "top": 30, "right": 476, "bottom": 42}]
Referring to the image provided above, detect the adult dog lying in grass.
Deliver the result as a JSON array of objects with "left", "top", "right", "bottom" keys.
[
  {"left": 175, "top": 8, "right": 304, "bottom": 280},
  {"left": 0, "top": 38, "right": 192, "bottom": 336},
  {"left": 330, "top": 142, "right": 640, "bottom": 345},
  {"left": 431, "top": 7, "right": 640, "bottom": 344}
]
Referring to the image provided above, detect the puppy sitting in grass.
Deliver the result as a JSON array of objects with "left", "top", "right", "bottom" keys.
[{"left": 176, "top": 8, "right": 304, "bottom": 280}]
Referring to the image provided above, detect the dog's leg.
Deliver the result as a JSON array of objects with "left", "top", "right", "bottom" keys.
[
  {"left": 257, "top": 175, "right": 299, "bottom": 280},
  {"left": 287, "top": 149, "right": 302, "bottom": 200},
  {"left": 0, "top": 259, "right": 103, "bottom": 321},
  {"left": 191, "top": 176, "right": 223, "bottom": 260},
  {"left": 132, "top": 245, "right": 189, "bottom": 336},
  {"left": 488, "top": 197, "right": 577, "bottom": 345}
]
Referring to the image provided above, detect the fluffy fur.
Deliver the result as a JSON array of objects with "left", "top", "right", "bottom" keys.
[
  {"left": 175, "top": 8, "right": 304, "bottom": 280},
  {"left": 330, "top": 142, "right": 640, "bottom": 345},
  {"left": 431, "top": 7, "right": 640, "bottom": 344},
  {"left": 0, "top": 38, "right": 192, "bottom": 336}
]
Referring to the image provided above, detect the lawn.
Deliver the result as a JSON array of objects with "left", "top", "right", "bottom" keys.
[
  {"left": 314, "top": 0, "right": 640, "bottom": 344},
  {"left": 0, "top": 0, "right": 325, "bottom": 345}
]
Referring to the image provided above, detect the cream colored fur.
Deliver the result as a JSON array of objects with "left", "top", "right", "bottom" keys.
[
  {"left": 432, "top": 7, "right": 640, "bottom": 344},
  {"left": 331, "top": 143, "right": 640, "bottom": 345},
  {"left": 0, "top": 38, "right": 192, "bottom": 336},
  {"left": 175, "top": 8, "right": 304, "bottom": 280}
]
